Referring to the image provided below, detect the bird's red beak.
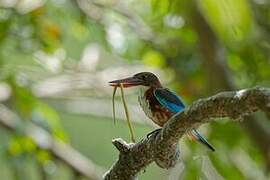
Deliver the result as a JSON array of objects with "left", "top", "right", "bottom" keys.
[{"left": 109, "top": 77, "right": 142, "bottom": 88}]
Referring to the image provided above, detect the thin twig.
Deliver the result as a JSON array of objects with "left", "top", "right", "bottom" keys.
[{"left": 0, "top": 105, "right": 105, "bottom": 180}]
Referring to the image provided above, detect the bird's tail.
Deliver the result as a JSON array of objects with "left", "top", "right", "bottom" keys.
[{"left": 187, "top": 129, "right": 215, "bottom": 152}]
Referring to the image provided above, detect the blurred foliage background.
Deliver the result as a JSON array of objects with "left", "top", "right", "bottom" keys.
[{"left": 0, "top": 0, "right": 270, "bottom": 179}]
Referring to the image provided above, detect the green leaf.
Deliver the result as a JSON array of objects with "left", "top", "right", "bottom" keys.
[
  {"left": 197, "top": 0, "right": 253, "bottom": 44},
  {"left": 32, "top": 103, "right": 68, "bottom": 142},
  {"left": 151, "top": 0, "right": 170, "bottom": 15},
  {"left": 142, "top": 50, "right": 165, "bottom": 67}
]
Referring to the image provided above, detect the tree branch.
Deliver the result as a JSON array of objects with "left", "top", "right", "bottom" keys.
[
  {"left": 190, "top": 3, "right": 270, "bottom": 171},
  {"left": 75, "top": 0, "right": 156, "bottom": 43},
  {"left": 104, "top": 87, "right": 270, "bottom": 180},
  {"left": 0, "top": 105, "right": 105, "bottom": 180}
]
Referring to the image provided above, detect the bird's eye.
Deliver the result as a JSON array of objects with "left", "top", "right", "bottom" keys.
[{"left": 142, "top": 75, "right": 147, "bottom": 79}]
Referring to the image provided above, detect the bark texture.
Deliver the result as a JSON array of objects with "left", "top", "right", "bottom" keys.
[{"left": 104, "top": 87, "right": 270, "bottom": 180}]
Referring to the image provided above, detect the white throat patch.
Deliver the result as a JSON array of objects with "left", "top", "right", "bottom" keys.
[{"left": 138, "top": 86, "right": 153, "bottom": 119}]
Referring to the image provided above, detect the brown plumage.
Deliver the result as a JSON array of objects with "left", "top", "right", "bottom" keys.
[{"left": 142, "top": 87, "right": 173, "bottom": 126}]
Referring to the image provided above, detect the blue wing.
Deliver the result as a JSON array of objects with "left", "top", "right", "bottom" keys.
[
  {"left": 154, "top": 88, "right": 185, "bottom": 113},
  {"left": 154, "top": 88, "right": 215, "bottom": 151}
]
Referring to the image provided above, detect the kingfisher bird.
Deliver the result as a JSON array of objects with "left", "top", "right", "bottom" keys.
[{"left": 109, "top": 72, "right": 215, "bottom": 151}]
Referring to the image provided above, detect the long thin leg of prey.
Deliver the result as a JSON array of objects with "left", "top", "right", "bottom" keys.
[
  {"left": 112, "top": 86, "right": 117, "bottom": 124},
  {"left": 120, "top": 83, "right": 136, "bottom": 143}
]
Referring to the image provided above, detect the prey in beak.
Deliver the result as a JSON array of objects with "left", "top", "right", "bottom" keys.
[
  {"left": 109, "top": 76, "right": 142, "bottom": 88},
  {"left": 109, "top": 75, "right": 137, "bottom": 142}
]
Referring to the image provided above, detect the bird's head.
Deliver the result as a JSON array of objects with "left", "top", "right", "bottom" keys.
[{"left": 109, "top": 72, "right": 162, "bottom": 88}]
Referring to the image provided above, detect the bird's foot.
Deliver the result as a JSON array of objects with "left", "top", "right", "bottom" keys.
[{"left": 146, "top": 128, "right": 162, "bottom": 139}]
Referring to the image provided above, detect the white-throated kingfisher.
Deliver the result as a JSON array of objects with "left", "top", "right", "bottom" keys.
[{"left": 109, "top": 72, "right": 215, "bottom": 151}]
